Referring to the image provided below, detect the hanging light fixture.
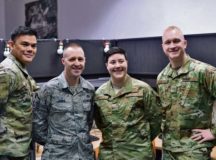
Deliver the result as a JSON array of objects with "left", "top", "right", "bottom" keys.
[
  {"left": 103, "top": 40, "right": 110, "bottom": 53},
  {"left": 57, "top": 40, "right": 64, "bottom": 55},
  {"left": 3, "top": 42, "right": 10, "bottom": 57}
]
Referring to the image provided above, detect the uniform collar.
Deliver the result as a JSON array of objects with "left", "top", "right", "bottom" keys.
[
  {"left": 8, "top": 54, "right": 29, "bottom": 76},
  {"left": 163, "top": 55, "right": 192, "bottom": 78},
  {"left": 103, "top": 74, "right": 135, "bottom": 97},
  {"left": 58, "top": 72, "right": 87, "bottom": 92}
]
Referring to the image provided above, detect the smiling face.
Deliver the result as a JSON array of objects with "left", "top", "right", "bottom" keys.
[
  {"left": 62, "top": 46, "right": 86, "bottom": 81},
  {"left": 9, "top": 35, "right": 37, "bottom": 66},
  {"left": 162, "top": 27, "right": 187, "bottom": 64},
  {"left": 106, "top": 53, "right": 128, "bottom": 84}
]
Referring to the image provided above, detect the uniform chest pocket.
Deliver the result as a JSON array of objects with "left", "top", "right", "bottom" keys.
[
  {"left": 180, "top": 77, "right": 200, "bottom": 107},
  {"left": 16, "top": 81, "right": 31, "bottom": 97},
  {"left": 83, "top": 101, "right": 91, "bottom": 112},
  {"left": 122, "top": 93, "right": 144, "bottom": 120},
  {"left": 82, "top": 93, "right": 93, "bottom": 112},
  {"left": 95, "top": 95, "right": 111, "bottom": 117},
  {"left": 180, "top": 77, "right": 199, "bottom": 93},
  {"left": 51, "top": 102, "right": 72, "bottom": 112},
  {"left": 13, "top": 82, "right": 32, "bottom": 108},
  {"left": 157, "top": 79, "right": 170, "bottom": 100},
  {"left": 125, "top": 93, "right": 143, "bottom": 109}
]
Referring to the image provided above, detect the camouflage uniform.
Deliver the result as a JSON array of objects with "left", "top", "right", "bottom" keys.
[
  {"left": 157, "top": 55, "right": 216, "bottom": 160},
  {"left": 0, "top": 54, "right": 37, "bottom": 159},
  {"left": 94, "top": 75, "right": 161, "bottom": 160},
  {"left": 33, "top": 73, "right": 95, "bottom": 160}
]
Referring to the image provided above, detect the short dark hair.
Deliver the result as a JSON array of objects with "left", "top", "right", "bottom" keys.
[
  {"left": 104, "top": 46, "right": 127, "bottom": 63},
  {"left": 10, "top": 26, "right": 38, "bottom": 42}
]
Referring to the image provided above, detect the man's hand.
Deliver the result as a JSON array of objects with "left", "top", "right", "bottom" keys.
[{"left": 191, "top": 129, "right": 215, "bottom": 143}]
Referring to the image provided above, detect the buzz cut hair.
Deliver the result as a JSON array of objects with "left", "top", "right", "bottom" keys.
[{"left": 62, "top": 42, "right": 85, "bottom": 58}]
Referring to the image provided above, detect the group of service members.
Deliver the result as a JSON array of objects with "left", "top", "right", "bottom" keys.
[{"left": 0, "top": 25, "right": 216, "bottom": 160}]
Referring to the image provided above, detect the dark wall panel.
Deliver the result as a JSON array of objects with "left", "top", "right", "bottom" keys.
[
  {"left": 27, "top": 40, "right": 63, "bottom": 82},
  {"left": 117, "top": 37, "right": 168, "bottom": 75},
  {"left": 0, "top": 40, "right": 6, "bottom": 62},
  {"left": 28, "top": 39, "right": 110, "bottom": 82},
  {"left": 117, "top": 34, "right": 216, "bottom": 77},
  {"left": 1, "top": 33, "right": 216, "bottom": 85},
  {"left": 186, "top": 34, "right": 216, "bottom": 67}
]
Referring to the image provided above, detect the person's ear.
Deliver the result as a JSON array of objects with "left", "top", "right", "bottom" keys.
[
  {"left": 61, "top": 58, "right": 65, "bottom": 65},
  {"left": 7, "top": 40, "right": 14, "bottom": 50}
]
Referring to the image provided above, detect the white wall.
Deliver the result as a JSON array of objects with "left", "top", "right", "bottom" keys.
[
  {"left": 4, "top": 0, "right": 37, "bottom": 39},
  {"left": 5, "top": 0, "right": 25, "bottom": 39},
  {"left": 58, "top": 0, "right": 216, "bottom": 39},
  {"left": 2, "top": 0, "right": 216, "bottom": 39},
  {"left": 161, "top": 0, "right": 216, "bottom": 36},
  {"left": 58, "top": 0, "right": 165, "bottom": 39}
]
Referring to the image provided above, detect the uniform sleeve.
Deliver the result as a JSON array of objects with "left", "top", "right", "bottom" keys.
[
  {"left": 94, "top": 102, "right": 103, "bottom": 130},
  {"left": 0, "top": 71, "right": 10, "bottom": 104},
  {"left": 204, "top": 67, "right": 216, "bottom": 136},
  {"left": 204, "top": 66, "right": 216, "bottom": 98},
  {"left": 144, "top": 87, "right": 162, "bottom": 141},
  {"left": 93, "top": 93, "right": 107, "bottom": 130},
  {"left": 0, "top": 67, "right": 18, "bottom": 105},
  {"left": 88, "top": 91, "right": 95, "bottom": 131},
  {"left": 32, "top": 85, "right": 50, "bottom": 145}
]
